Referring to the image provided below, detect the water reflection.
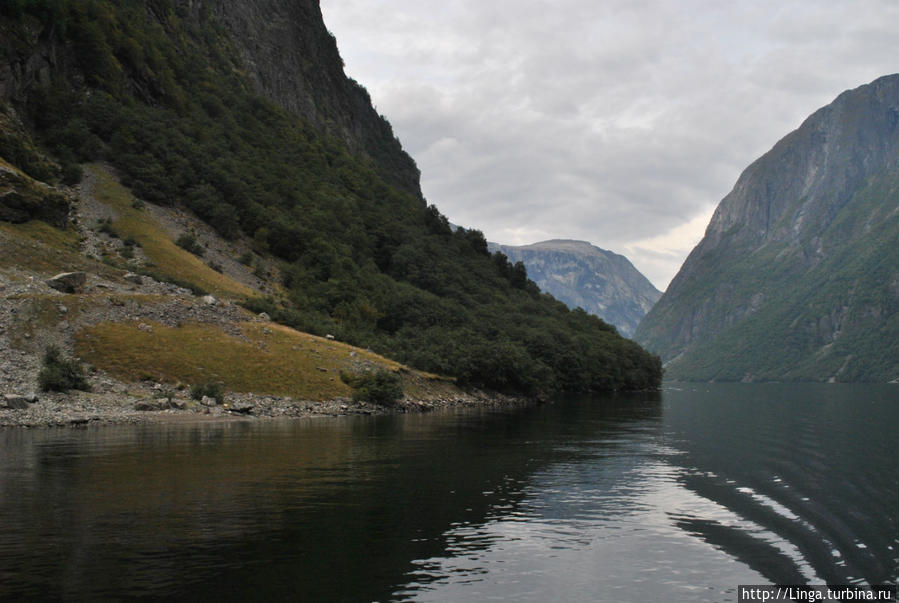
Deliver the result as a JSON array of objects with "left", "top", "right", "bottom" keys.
[
  {"left": 0, "top": 385, "right": 896, "bottom": 601},
  {"left": 398, "top": 385, "right": 898, "bottom": 602}
]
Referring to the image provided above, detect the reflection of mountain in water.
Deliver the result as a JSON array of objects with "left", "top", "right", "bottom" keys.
[
  {"left": 1, "top": 385, "right": 896, "bottom": 601},
  {"left": 0, "top": 393, "right": 662, "bottom": 601},
  {"left": 661, "top": 384, "right": 898, "bottom": 586}
]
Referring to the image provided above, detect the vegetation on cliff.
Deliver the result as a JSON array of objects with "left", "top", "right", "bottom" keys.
[
  {"left": 0, "top": 0, "right": 661, "bottom": 395},
  {"left": 636, "top": 75, "right": 899, "bottom": 382}
]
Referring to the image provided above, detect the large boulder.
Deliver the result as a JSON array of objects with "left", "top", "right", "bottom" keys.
[
  {"left": 229, "top": 401, "right": 254, "bottom": 414},
  {"left": 3, "top": 394, "right": 30, "bottom": 410},
  {"left": 46, "top": 272, "right": 87, "bottom": 293}
]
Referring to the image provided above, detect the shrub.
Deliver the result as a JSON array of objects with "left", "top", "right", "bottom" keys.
[
  {"left": 175, "top": 231, "right": 204, "bottom": 256},
  {"left": 189, "top": 381, "right": 224, "bottom": 404},
  {"left": 38, "top": 346, "right": 91, "bottom": 392},
  {"left": 340, "top": 369, "right": 403, "bottom": 406},
  {"left": 97, "top": 217, "right": 118, "bottom": 238}
]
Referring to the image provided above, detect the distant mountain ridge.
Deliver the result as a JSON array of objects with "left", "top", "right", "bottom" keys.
[
  {"left": 635, "top": 74, "right": 899, "bottom": 382},
  {"left": 490, "top": 239, "right": 661, "bottom": 337}
]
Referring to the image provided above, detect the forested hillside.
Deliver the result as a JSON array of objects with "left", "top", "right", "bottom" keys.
[{"left": 0, "top": 0, "right": 661, "bottom": 395}]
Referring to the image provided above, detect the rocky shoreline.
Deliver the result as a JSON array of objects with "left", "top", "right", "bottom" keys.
[
  {"left": 0, "top": 386, "right": 533, "bottom": 429},
  {"left": 1, "top": 359, "right": 534, "bottom": 429}
]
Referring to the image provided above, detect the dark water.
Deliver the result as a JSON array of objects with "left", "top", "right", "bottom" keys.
[{"left": 0, "top": 384, "right": 896, "bottom": 601}]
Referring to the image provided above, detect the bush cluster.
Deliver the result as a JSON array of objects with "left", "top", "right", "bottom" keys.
[
  {"left": 38, "top": 345, "right": 91, "bottom": 393},
  {"left": 175, "top": 232, "right": 204, "bottom": 257},
  {"left": 341, "top": 370, "right": 404, "bottom": 406},
  {"left": 189, "top": 382, "right": 224, "bottom": 404}
]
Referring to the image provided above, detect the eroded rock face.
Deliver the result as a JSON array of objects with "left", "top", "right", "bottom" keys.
[{"left": 635, "top": 74, "right": 899, "bottom": 382}]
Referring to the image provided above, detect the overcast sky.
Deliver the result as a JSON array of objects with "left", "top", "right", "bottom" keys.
[{"left": 320, "top": 1, "right": 899, "bottom": 290}]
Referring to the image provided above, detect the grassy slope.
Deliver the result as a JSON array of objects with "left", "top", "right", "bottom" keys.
[
  {"left": 86, "top": 164, "right": 256, "bottom": 300},
  {"left": 2, "top": 164, "right": 458, "bottom": 401},
  {"left": 76, "top": 321, "right": 402, "bottom": 400}
]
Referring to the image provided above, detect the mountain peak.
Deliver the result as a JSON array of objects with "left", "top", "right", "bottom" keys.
[{"left": 491, "top": 240, "right": 660, "bottom": 337}]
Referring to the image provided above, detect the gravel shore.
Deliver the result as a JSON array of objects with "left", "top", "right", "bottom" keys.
[{"left": 0, "top": 387, "right": 532, "bottom": 428}]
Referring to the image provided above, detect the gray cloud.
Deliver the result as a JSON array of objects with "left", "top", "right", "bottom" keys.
[{"left": 321, "top": 0, "right": 899, "bottom": 288}]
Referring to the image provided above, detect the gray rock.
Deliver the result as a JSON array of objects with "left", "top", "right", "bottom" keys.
[
  {"left": 46, "top": 272, "right": 87, "bottom": 293},
  {"left": 258, "top": 312, "right": 270, "bottom": 321},
  {"left": 201, "top": 295, "right": 217, "bottom": 305},
  {"left": 25, "top": 393, "right": 38, "bottom": 404},
  {"left": 134, "top": 400, "right": 168, "bottom": 411},
  {"left": 3, "top": 394, "right": 29, "bottom": 410},
  {"left": 200, "top": 395, "right": 218, "bottom": 407},
  {"left": 229, "top": 401, "right": 254, "bottom": 414},
  {"left": 124, "top": 272, "right": 143, "bottom": 285}
]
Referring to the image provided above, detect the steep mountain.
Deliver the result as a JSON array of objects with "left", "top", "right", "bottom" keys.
[
  {"left": 194, "top": 1, "right": 422, "bottom": 197},
  {"left": 0, "top": 0, "right": 420, "bottom": 198},
  {"left": 635, "top": 74, "right": 899, "bottom": 382},
  {"left": 490, "top": 240, "right": 661, "bottom": 337},
  {"left": 0, "top": 1, "right": 661, "bottom": 395}
]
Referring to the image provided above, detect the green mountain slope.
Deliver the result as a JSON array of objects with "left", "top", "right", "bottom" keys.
[
  {"left": 0, "top": 0, "right": 661, "bottom": 395},
  {"left": 635, "top": 75, "right": 899, "bottom": 382}
]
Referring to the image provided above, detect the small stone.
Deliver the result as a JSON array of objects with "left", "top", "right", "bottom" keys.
[
  {"left": 200, "top": 395, "right": 217, "bottom": 407},
  {"left": 316, "top": 366, "right": 328, "bottom": 373},
  {"left": 124, "top": 272, "right": 143, "bottom": 285},
  {"left": 201, "top": 295, "right": 217, "bottom": 305},
  {"left": 58, "top": 304, "right": 68, "bottom": 314},
  {"left": 138, "top": 323, "right": 154, "bottom": 333},
  {"left": 25, "top": 393, "right": 38, "bottom": 404},
  {"left": 258, "top": 312, "right": 270, "bottom": 321},
  {"left": 325, "top": 334, "right": 335, "bottom": 340}
]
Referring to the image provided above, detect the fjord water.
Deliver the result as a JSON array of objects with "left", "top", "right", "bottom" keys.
[{"left": 0, "top": 385, "right": 896, "bottom": 601}]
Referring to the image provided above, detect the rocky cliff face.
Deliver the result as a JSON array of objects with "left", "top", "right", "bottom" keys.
[
  {"left": 0, "top": 2, "right": 421, "bottom": 199},
  {"left": 491, "top": 240, "right": 661, "bottom": 337},
  {"left": 635, "top": 74, "right": 899, "bottom": 382},
  {"left": 186, "top": 0, "right": 422, "bottom": 198}
]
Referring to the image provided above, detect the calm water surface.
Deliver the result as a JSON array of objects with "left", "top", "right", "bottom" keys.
[{"left": 1, "top": 384, "right": 896, "bottom": 601}]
